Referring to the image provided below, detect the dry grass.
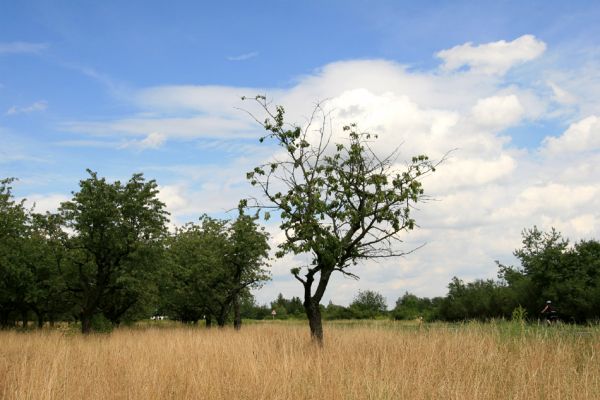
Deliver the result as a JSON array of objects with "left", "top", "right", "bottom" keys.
[{"left": 1, "top": 321, "right": 599, "bottom": 399}]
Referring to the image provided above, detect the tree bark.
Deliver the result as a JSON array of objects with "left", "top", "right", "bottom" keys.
[
  {"left": 81, "top": 313, "right": 92, "bottom": 334},
  {"left": 205, "top": 315, "right": 212, "bottom": 328},
  {"left": 301, "top": 264, "right": 333, "bottom": 345},
  {"left": 304, "top": 299, "right": 323, "bottom": 344},
  {"left": 233, "top": 295, "right": 241, "bottom": 330},
  {"left": 21, "top": 310, "right": 28, "bottom": 329}
]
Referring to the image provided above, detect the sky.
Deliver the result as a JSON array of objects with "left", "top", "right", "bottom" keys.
[{"left": 2, "top": 0, "right": 600, "bottom": 307}]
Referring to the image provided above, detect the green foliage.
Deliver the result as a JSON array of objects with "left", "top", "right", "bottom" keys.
[
  {"left": 0, "top": 178, "right": 29, "bottom": 327},
  {"left": 512, "top": 227, "right": 600, "bottom": 322},
  {"left": 323, "top": 301, "right": 356, "bottom": 320},
  {"left": 242, "top": 96, "right": 436, "bottom": 340},
  {"left": 349, "top": 290, "right": 387, "bottom": 319},
  {"left": 161, "top": 213, "right": 270, "bottom": 327},
  {"left": 511, "top": 305, "right": 527, "bottom": 323},
  {"left": 59, "top": 170, "right": 169, "bottom": 333},
  {"left": 270, "top": 293, "right": 304, "bottom": 319},
  {"left": 90, "top": 313, "right": 113, "bottom": 333},
  {"left": 436, "top": 227, "right": 600, "bottom": 323},
  {"left": 392, "top": 292, "right": 441, "bottom": 321}
]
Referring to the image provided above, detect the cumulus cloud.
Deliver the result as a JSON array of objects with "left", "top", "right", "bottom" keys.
[
  {"left": 47, "top": 34, "right": 600, "bottom": 304},
  {"left": 542, "top": 116, "right": 600, "bottom": 154},
  {"left": 470, "top": 95, "right": 524, "bottom": 130},
  {"left": 436, "top": 35, "right": 546, "bottom": 75}
]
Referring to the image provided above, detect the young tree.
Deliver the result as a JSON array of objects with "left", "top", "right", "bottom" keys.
[
  {"left": 59, "top": 171, "right": 168, "bottom": 333},
  {"left": 243, "top": 96, "right": 437, "bottom": 343}
]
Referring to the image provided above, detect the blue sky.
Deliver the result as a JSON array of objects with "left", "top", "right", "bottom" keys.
[{"left": 2, "top": 1, "right": 600, "bottom": 305}]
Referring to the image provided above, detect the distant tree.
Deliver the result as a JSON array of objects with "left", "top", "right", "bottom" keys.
[
  {"left": 438, "top": 277, "right": 512, "bottom": 321},
  {"left": 509, "top": 226, "right": 600, "bottom": 322},
  {"left": 349, "top": 290, "right": 387, "bottom": 318},
  {"left": 243, "top": 96, "right": 437, "bottom": 344},
  {"left": 324, "top": 301, "right": 355, "bottom": 320},
  {"left": 59, "top": 171, "right": 168, "bottom": 333},
  {"left": 392, "top": 292, "right": 440, "bottom": 321},
  {"left": 270, "top": 293, "right": 305, "bottom": 319}
]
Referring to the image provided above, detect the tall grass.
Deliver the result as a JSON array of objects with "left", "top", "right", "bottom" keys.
[{"left": 1, "top": 321, "right": 598, "bottom": 399}]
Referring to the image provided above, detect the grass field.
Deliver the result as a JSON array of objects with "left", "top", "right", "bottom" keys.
[{"left": 1, "top": 320, "right": 599, "bottom": 399}]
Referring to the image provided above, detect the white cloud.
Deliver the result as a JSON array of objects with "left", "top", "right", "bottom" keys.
[
  {"left": 542, "top": 116, "right": 600, "bottom": 154},
  {"left": 22, "top": 193, "right": 70, "bottom": 214},
  {"left": 227, "top": 51, "right": 259, "bottom": 61},
  {"left": 470, "top": 95, "right": 524, "bottom": 130},
  {"left": 0, "top": 41, "right": 48, "bottom": 55},
  {"left": 52, "top": 35, "right": 600, "bottom": 304},
  {"left": 119, "top": 132, "right": 167, "bottom": 150},
  {"left": 548, "top": 81, "right": 577, "bottom": 105},
  {"left": 436, "top": 35, "right": 546, "bottom": 75},
  {"left": 63, "top": 114, "right": 257, "bottom": 140},
  {"left": 6, "top": 100, "right": 48, "bottom": 116}
]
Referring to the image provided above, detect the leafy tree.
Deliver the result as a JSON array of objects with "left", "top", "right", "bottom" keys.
[
  {"left": 511, "top": 227, "right": 600, "bottom": 322},
  {"left": 23, "top": 212, "right": 70, "bottom": 327},
  {"left": 227, "top": 213, "right": 270, "bottom": 329},
  {"left": 0, "top": 178, "right": 30, "bottom": 327},
  {"left": 243, "top": 96, "right": 437, "bottom": 343},
  {"left": 238, "top": 292, "right": 271, "bottom": 320},
  {"left": 162, "top": 214, "right": 270, "bottom": 328},
  {"left": 438, "top": 277, "right": 513, "bottom": 321},
  {"left": 161, "top": 218, "right": 229, "bottom": 326},
  {"left": 59, "top": 171, "right": 168, "bottom": 333},
  {"left": 270, "top": 293, "right": 305, "bottom": 319},
  {"left": 349, "top": 290, "right": 387, "bottom": 318},
  {"left": 392, "top": 292, "right": 440, "bottom": 321},
  {"left": 323, "top": 301, "right": 355, "bottom": 320}
]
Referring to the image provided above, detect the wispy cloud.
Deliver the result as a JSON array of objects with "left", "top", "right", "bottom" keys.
[
  {"left": 0, "top": 41, "right": 48, "bottom": 55},
  {"left": 5, "top": 100, "right": 48, "bottom": 116},
  {"left": 118, "top": 132, "right": 167, "bottom": 151},
  {"left": 227, "top": 51, "right": 259, "bottom": 61}
]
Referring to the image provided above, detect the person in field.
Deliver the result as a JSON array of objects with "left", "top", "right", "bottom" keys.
[{"left": 541, "top": 300, "right": 558, "bottom": 324}]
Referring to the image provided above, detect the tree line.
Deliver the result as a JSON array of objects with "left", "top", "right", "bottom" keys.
[
  {"left": 258, "top": 226, "right": 600, "bottom": 324},
  {"left": 0, "top": 173, "right": 270, "bottom": 333}
]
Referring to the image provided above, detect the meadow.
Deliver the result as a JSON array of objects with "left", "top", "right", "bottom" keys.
[{"left": 1, "top": 321, "right": 598, "bottom": 399}]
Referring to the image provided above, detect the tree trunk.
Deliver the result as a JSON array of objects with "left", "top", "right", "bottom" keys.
[
  {"left": 205, "top": 315, "right": 212, "bottom": 328},
  {"left": 233, "top": 295, "right": 241, "bottom": 330},
  {"left": 37, "top": 314, "right": 44, "bottom": 329},
  {"left": 21, "top": 310, "right": 28, "bottom": 329},
  {"left": 81, "top": 313, "right": 92, "bottom": 334},
  {"left": 304, "top": 299, "right": 323, "bottom": 345}
]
